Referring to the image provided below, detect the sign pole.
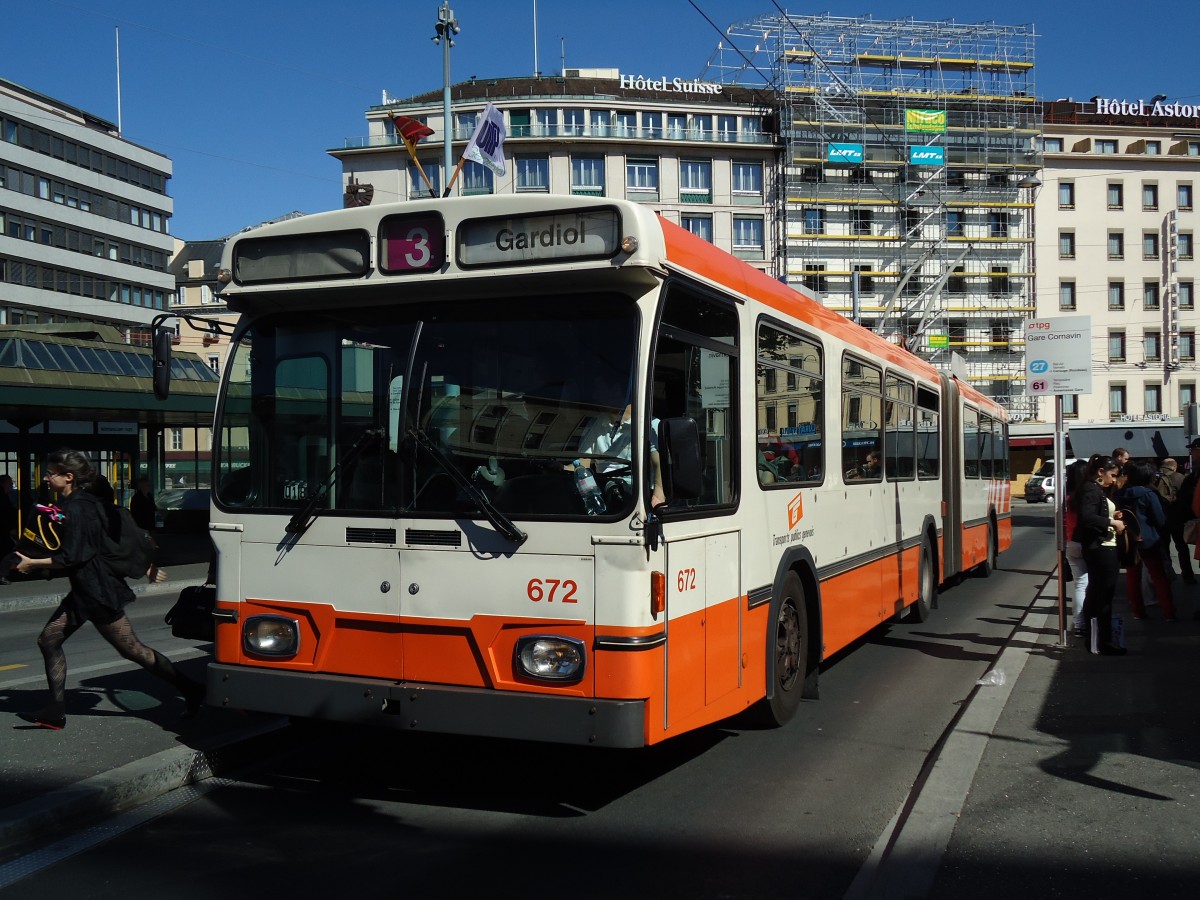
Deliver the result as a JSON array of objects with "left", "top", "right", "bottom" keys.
[{"left": 1054, "top": 393, "right": 1067, "bottom": 647}]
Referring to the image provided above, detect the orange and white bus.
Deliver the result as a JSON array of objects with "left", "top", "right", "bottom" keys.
[{"left": 155, "top": 194, "right": 1010, "bottom": 747}]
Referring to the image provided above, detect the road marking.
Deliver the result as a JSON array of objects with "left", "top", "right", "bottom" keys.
[{"left": 0, "top": 664, "right": 26, "bottom": 672}]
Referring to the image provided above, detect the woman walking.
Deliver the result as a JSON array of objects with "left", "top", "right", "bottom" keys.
[
  {"left": 12, "top": 449, "right": 203, "bottom": 730},
  {"left": 1070, "top": 455, "right": 1128, "bottom": 655},
  {"left": 1115, "top": 460, "right": 1178, "bottom": 622}
]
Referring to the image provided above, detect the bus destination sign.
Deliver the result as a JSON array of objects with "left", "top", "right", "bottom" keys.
[{"left": 458, "top": 209, "right": 620, "bottom": 267}]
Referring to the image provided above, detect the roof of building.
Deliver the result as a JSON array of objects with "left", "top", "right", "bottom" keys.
[{"left": 386, "top": 74, "right": 776, "bottom": 110}]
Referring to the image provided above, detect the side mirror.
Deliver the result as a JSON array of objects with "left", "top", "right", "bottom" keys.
[
  {"left": 658, "top": 416, "right": 703, "bottom": 501},
  {"left": 152, "top": 327, "right": 173, "bottom": 400}
]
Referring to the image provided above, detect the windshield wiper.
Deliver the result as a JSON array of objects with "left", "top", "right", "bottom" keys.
[
  {"left": 408, "top": 427, "right": 528, "bottom": 547},
  {"left": 286, "top": 427, "right": 384, "bottom": 536}
]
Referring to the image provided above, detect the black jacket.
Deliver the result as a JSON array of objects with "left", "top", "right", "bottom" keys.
[
  {"left": 54, "top": 490, "right": 135, "bottom": 611},
  {"left": 1071, "top": 480, "right": 1114, "bottom": 550}
]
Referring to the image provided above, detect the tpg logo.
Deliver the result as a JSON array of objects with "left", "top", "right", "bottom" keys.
[{"left": 788, "top": 493, "right": 804, "bottom": 529}]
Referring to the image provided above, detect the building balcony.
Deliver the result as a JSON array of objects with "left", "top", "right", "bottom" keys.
[{"left": 339, "top": 126, "right": 775, "bottom": 152}]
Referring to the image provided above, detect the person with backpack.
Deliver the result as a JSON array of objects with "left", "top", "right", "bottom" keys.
[
  {"left": 1171, "top": 443, "right": 1200, "bottom": 584},
  {"left": 1115, "top": 460, "right": 1179, "bottom": 623},
  {"left": 10, "top": 448, "right": 204, "bottom": 730}
]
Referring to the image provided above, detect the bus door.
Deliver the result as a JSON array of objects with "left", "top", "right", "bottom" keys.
[
  {"left": 653, "top": 279, "right": 741, "bottom": 726},
  {"left": 664, "top": 529, "right": 741, "bottom": 726}
]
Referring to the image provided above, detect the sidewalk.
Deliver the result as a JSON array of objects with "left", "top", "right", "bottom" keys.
[{"left": 0, "top": 531, "right": 289, "bottom": 859}]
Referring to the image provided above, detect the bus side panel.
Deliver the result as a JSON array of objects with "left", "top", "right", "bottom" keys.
[
  {"left": 819, "top": 561, "right": 889, "bottom": 658},
  {"left": 960, "top": 520, "right": 991, "bottom": 570}
]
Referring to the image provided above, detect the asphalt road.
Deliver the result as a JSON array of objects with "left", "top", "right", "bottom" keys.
[{"left": 0, "top": 506, "right": 1059, "bottom": 900}]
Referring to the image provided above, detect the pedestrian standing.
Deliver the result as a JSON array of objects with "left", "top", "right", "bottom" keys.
[
  {"left": 1071, "top": 455, "right": 1128, "bottom": 655},
  {"left": 1063, "top": 459, "right": 1090, "bottom": 635},
  {"left": 11, "top": 448, "right": 203, "bottom": 730},
  {"left": 1115, "top": 461, "right": 1178, "bottom": 622}
]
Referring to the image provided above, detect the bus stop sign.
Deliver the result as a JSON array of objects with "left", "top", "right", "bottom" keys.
[{"left": 1024, "top": 316, "right": 1091, "bottom": 396}]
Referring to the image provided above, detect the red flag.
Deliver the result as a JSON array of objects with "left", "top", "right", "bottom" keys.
[{"left": 392, "top": 115, "right": 434, "bottom": 148}]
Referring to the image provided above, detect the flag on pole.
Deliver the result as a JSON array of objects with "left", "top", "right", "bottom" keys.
[
  {"left": 392, "top": 115, "right": 435, "bottom": 154},
  {"left": 462, "top": 103, "right": 507, "bottom": 176},
  {"left": 392, "top": 115, "right": 437, "bottom": 198}
]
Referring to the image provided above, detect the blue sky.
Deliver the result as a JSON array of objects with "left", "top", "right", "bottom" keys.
[{"left": 7, "top": 1, "right": 1198, "bottom": 240}]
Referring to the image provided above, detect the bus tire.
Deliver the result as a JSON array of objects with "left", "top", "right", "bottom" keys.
[
  {"left": 904, "top": 537, "right": 936, "bottom": 623},
  {"left": 762, "top": 572, "right": 809, "bottom": 726}
]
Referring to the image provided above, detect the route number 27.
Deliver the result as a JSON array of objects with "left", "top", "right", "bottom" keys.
[{"left": 527, "top": 578, "right": 579, "bottom": 603}]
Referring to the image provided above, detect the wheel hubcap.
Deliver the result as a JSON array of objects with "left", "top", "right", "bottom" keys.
[{"left": 776, "top": 602, "right": 801, "bottom": 691}]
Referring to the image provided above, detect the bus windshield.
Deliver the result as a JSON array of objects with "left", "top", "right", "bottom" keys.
[{"left": 213, "top": 295, "right": 642, "bottom": 520}]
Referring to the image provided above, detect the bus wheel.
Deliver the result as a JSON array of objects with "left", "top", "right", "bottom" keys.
[
  {"left": 763, "top": 573, "right": 808, "bottom": 726},
  {"left": 905, "top": 538, "right": 936, "bottom": 623}
]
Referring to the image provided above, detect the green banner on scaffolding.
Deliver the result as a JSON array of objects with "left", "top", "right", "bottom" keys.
[{"left": 906, "top": 109, "right": 947, "bottom": 133}]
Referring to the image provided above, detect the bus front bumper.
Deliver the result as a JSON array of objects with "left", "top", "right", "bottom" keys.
[{"left": 207, "top": 663, "right": 647, "bottom": 748}]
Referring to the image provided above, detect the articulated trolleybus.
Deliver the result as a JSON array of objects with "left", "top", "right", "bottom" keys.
[{"left": 162, "top": 194, "right": 1010, "bottom": 748}]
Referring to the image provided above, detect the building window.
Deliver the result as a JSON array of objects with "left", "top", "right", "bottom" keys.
[
  {"left": 1145, "top": 384, "right": 1162, "bottom": 413},
  {"left": 1181, "top": 331, "right": 1196, "bottom": 360},
  {"left": 1146, "top": 140, "right": 1162, "bottom": 155},
  {"left": 679, "top": 159, "right": 712, "bottom": 201},
  {"left": 988, "top": 212, "right": 1009, "bottom": 238},
  {"left": 667, "top": 114, "right": 687, "bottom": 140},
  {"left": 947, "top": 210, "right": 964, "bottom": 236},
  {"left": 1144, "top": 281, "right": 1160, "bottom": 309},
  {"left": 1182, "top": 383, "right": 1197, "bottom": 410},
  {"left": 1097, "top": 139, "right": 1118, "bottom": 154},
  {"left": 1108, "top": 281, "right": 1125, "bottom": 310},
  {"left": 170, "top": 428, "right": 183, "bottom": 451},
  {"left": 1179, "top": 183, "right": 1194, "bottom": 210},
  {"left": 1108, "top": 231, "right": 1124, "bottom": 259},
  {"left": 534, "top": 108, "right": 556, "bottom": 136},
  {"left": 1063, "top": 394, "right": 1079, "bottom": 418},
  {"left": 1109, "top": 385, "right": 1127, "bottom": 416},
  {"left": 854, "top": 265, "right": 874, "bottom": 294},
  {"left": 515, "top": 156, "right": 549, "bottom": 192},
  {"left": 732, "top": 161, "right": 763, "bottom": 197},
  {"left": 803, "top": 265, "right": 828, "bottom": 293},
  {"left": 1059, "top": 281, "right": 1076, "bottom": 310},
  {"left": 461, "top": 161, "right": 493, "bottom": 195},
  {"left": 1182, "top": 282, "right": 1195, "bottom": 309},
  {"left": 570, "top": 155, "right": 605, "bottom": 195},
  {"left": 1058, "top": 181, "right": 1075, "bottom": 209},
  {"left": 1145, "top": 331, "right": 1162, "bottom": 361},
  {"left": 1041, "top": 137, "right": 1063, "bottom": 153},
  {"left": 948, "top": 267, "right": 966, "bottom": 294},
  {"left": 408, "top": 160, "right": 442, "bottom": 198},
  {"left": 1143, "top": 183, "right": 1159, "bottom": 210},
  {"left": 680, "top": 214, "right": 712, "bottom": 242},
  {"left": 732, "top": 216, "right": 765, "bottom": 259},
  {"left": 614, "top": 110, "right": 635, "bottom": 137},
  {"left": 1108, "top": 332, "right": 1126, "bottom": 361},
  {"left": 641, "top": 111, "right": 661, "bottom": 138},
  {"left": 717, "top": 115, "right": 737, "bottom": 142},
  {"left": 589, "top": 109, "right": 611, "bottom": 137},
  {"left": 1144, "top": 232, "right": 1160, "bottom": 259},
  {"left": 1059, "top": 231, "right": 1076, "bottom": 258},
  {"left": 1107, "top": 182, "right": 1124, "bottom": 209},
  {"left": 207, "top": 354, "right": 221, "bottom": 374},
  {"left": 626, "top": 157, "right": 659, "bottom": 193},
  {"left": 990, "top": 266, "right": 1010, "bottom": 295},
  {"left": 1180, "top": 232, "right": 1194, "bottom": 259},
  {"left": 563, "top": 108, "right": 585, "bottom": 136},
  {"left": 851, "top": 209, "right": 873, "bottom": 235}
]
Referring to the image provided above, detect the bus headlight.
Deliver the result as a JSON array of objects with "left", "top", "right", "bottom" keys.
[
  {"left": 243, "top": 615, "right": 300, "bottom": 657},
  {"left": 515, "top": 636, "right": 586, "bottom": 683}
]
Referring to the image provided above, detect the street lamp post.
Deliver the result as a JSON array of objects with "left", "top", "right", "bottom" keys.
[{"left": 433, "top": 3, "right": 460, "bottom": 194}]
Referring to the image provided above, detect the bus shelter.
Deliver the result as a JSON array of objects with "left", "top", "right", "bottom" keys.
[{"left": 0, "top": 324, "right": 219, "bottom": 527}]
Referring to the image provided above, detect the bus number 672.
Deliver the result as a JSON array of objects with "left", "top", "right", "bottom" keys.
[{"left": 527, "top": 578, "right": 578, "bottom": 603}]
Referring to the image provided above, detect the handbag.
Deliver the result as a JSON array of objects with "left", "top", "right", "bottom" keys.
[
  {"left": 164, "top": 584, "right": 216, "bottom": 641},
  {"left": 1184, "top": 518, "right": 1200, "bottom": 545}
]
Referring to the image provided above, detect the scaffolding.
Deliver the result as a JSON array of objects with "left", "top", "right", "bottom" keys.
[{"left": 703, "top": 14, "right": 1041, "bottom": 417}]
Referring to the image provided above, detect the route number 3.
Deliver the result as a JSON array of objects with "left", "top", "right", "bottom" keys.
[
  {"left": 677, "top": 568, "right": 697, "bottom": 592},
  {"left": 527, "top": 578, "right": 579, "bottom": 603}
]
